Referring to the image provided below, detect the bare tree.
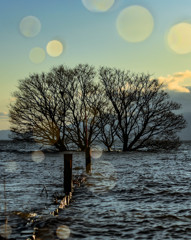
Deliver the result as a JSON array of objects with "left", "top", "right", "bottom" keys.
[
  {"left": 9, "top": 66, "right": 71, "bottom": 151},
  {"left": 66, "top": 64, "right": 104, "bottom": 151},
  {"left": 99, "top": 67, "right": 186, "bottom": 151},
  {"left": 97, "top": 104, "right": 118, "bottom": 151},
  {"left": 9, "top": 65, "right": 186, "bottom": 152},
  {"left": 9, "top": 64, "right": 104, "bottom": 151}
]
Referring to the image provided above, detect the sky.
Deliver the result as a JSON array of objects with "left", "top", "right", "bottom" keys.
[{"left": 0, "top": 0, "right": 191, "bottom": 138}]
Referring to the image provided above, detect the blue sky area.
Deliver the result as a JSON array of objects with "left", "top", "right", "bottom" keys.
[{"left": 0, "top": 0, "right": 191, "bottom": 139}]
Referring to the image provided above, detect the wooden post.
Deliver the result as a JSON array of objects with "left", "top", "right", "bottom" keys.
[
  {"left": 3, "top": 177, "right": 8, "bottom": 227},
  {"left": 86, "top": 146, "right": 91, "bottom": 173},
  {"left": 64, "top": 154, "right": 72, "bottom": 195},
  {"left": 85, "top": 106, "right": 91, "bottom": 173}
]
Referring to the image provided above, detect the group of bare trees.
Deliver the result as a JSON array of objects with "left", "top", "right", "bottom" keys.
[{"left": 9, "top": 64, "right": 186, "bottom": 152}]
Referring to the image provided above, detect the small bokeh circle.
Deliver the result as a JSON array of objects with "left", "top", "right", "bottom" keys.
[
  {"left": 116, "top": 5, "right": 154, "bottom": 42},
  {"left": 31, "top": 151, "right": 45, "bottom": 163},
  {"left": 86, "top": 160, "right": 118, "bottom": 194},
  {"left": 5, "top": 161, "right": 17, "bottom": 173},
  {"left": 29, "top": 47, "right": 46, "bottom": 64},
  {"left": 46, "top": 40, "right": 63, "bottom": 57},
  {"left": 0, "top": 224, "right": 12, "bottom": 239},
  {"left": 167, "top": 22, "right": 191, "bottom": 54},
  {"left": 90, "top": 145, "right": 103, "bottom": 159},
  {"left": 20, "top": 16, "right": 41, "bottom": 37},
  {"left": 82, "top": 0, "right": 115, "bottom": 12},
  {"left": 56, "top": 225, "right": 71, "bottom": 239}
]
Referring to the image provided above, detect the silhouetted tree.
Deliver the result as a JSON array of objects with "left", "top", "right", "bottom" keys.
[
  {"left": 9, "top": 66, "right": 72, "bottom": 151},
  {"left": 9, "top": 64, "right": 186, "bottom": 152},
  {"left": 97, "top": 105, "right": 118, "bottom": 151},
  {"left": 66, "top": 64, "right": 104, "bottom": 151},
  {"left": 99, "top": 67, "right": 186, "bottom": 151},
  {"left": 9, "top": 64, "right": 104, "bottom": 151}
]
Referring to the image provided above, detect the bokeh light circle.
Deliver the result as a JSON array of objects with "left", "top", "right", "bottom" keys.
[
  {"left": 31, "top": 151, "right": 45, "bottom": 163},
  {"left": 29, "top": 47, "right": 45, "bottom": 64},
  {"left": 86, "top": 160, "right": 117, "bottom": 194},
  {"left": 56, "top": 225, "right": 71, "bottom": 239},
  {"left": 46, "top": 40, "right": 63, "bottom": 57},
  {"left": 116, "top": 5, "right": 154, "bottom": 42},
  {"left": 5, "top": 161, "right": 17, "bottom": 173},
  {"left": 20, "top": 16, "right": 41, "bottom": 37},
  {"left": 167, "top": 22, "right": 191, "bottom": 54},
  {"left": 0, "top": 224, "right": 12, "bottom": 239},
  {"left": 90, "top": 145, "right": 103, "bottom": 159},
  {"left": 82, "top": 0, "right": 115, "bottom": 12}
]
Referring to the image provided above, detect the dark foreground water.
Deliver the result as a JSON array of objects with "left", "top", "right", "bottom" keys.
[{"left": 1, "top": 141, "right": 191, "bottom": 239}]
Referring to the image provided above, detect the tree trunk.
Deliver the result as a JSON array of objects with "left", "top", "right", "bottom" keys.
[
  {"left": 122, "top": 136, "right": 128, "bottom": 151},
  {"left": 107, "top": 146, "right": 111, "bottom": 152},
  {"left": 55, "top": 138, "right": 67, "bottom": 151},
  {"left": 123, "top": 145, "right": 128, "bottom": 151},
  {"left": 58, "top": 144, "right": 67, "bottom": 151},
  {"left": 80, "top": 145, "right": 86, "bottom": 151}
]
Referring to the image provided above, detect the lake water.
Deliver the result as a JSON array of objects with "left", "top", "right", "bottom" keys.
[{"left": 0, "top": 141, "right": 191, "bottom": 239}]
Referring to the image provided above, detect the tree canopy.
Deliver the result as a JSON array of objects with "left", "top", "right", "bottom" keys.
[
  {"left": 99, "top": 67, "right": 186, "bottom": 151},
  {"left": 9, "top": 64, "right": 186, "bottom": 151}
]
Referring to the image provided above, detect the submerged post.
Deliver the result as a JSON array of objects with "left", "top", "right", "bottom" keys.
[
  {"left": 64, "top": 154, "right": 72, "bottom": 196},
  {"left": 86, "top": 146, "right": 91, "bottom": 173},
  {"left": 84, "top": 105, "right": 91, "bottom": 173}
]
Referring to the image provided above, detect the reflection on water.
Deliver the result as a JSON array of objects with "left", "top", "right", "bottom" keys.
[{"left": 0, "top": 141, "right": 191, "bottom": 239}]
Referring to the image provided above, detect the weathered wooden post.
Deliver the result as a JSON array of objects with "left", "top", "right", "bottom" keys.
[
  {"left": 86, "top": 146, "right": 91, "bottom": 173},
  {"left": 85, "top": 107, "right": 91, "bottom": 173},
  {"left": 64, "top": 154, "right": 72, "bottom": 204},
  {"left": 3, "top": 177, "right": 7, "bottom": 225}
]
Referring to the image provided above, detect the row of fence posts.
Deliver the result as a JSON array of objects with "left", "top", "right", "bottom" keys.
[{"left": 62, "top": 148, "right": 91, "bottom": 206}]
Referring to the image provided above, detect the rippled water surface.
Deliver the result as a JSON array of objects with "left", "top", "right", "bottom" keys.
[{"left": 1, "top": 141, "right": 191, "bottom": 239}]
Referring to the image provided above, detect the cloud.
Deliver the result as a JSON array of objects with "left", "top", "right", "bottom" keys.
[
  {"left": 173, "top": 70, "right": 191, "bottom": 78},
  {"left": 158, "top": 70, "right": 191, "bottom": 93}
]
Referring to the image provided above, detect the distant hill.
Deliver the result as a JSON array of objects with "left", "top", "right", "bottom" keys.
[
  {"left": 178, "top": 112, "right": 191, "bottom": 141},
  {"left": 0, "top": 130, "right": 11, "bottom": 140}
]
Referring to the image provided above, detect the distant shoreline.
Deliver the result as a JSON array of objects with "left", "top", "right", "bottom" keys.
[{"left": 0, "top": 140, "right": 190, "bottom": 155}]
